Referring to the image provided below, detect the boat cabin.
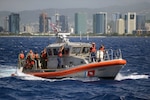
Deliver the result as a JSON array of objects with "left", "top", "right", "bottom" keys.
[{"left": 46, "top": 42, "right": 91, "bottom": 69}]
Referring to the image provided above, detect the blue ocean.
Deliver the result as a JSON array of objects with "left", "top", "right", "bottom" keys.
[{"left": 0, "top": 36, "right": 150, "bottom": 100}]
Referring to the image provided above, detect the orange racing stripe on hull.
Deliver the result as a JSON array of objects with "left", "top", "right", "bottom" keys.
[{"left": 29, "top": 59, "right": 126, "bottom": 78}]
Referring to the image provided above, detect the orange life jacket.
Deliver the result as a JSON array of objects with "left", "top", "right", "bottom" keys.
[
  {"left": 42, "top": 52, "right": 47, "bottom": 59},
  {"left": 19, "top": 53, "right": 25, "bottom": 59},
  {"left": 90, "top": 46, "right": 96, "bottom": 52},
  {"left": 58, "top": 51, "right": 62, "bottom": 57},
  {"left": 30, "top": 61, "right": 35, "bottom": 65}
]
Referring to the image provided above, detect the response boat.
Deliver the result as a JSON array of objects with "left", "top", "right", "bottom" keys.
[{"left": 15, "top": 33, "right": 126, "bottom": 79}]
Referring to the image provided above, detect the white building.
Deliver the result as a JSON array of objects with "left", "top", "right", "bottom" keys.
[
  {"left": 125, "top": 12, "right": 136, "bottom": 34},
  {"left": 112, "top": 12, "right": 122, "bottom": 33},
  {"left": 23, "top": 25, "right": 34, "bottom": 33},
  {"left": 116, "top": 19, "right": 125, "bottom": 35}
]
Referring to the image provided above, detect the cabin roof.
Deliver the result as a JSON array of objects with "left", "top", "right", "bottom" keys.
[{"left": 47, "top": 42, "right": 91, "bottom": 48}]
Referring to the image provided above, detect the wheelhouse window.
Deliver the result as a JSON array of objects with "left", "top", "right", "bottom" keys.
[
  {"left": 52, "top": 47, "right": 70, "bottom": 56},
  {"left": 53, "top": 48, "right": 59, "bottom": 55},
  {"left": 82, "top": 47, "right": 90, "bottom": 54},
  {"left": 72, "top": 47, "right": 81, "bottom": 54},
  {"left": 47, "top": 48, "right": 52, "bottom": 56},
  {"left": 64, "top": 48, "right": 70, "bottom": 55}
]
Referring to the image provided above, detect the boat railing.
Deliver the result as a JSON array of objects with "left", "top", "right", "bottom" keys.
[
  {"left": 89, "top": 49, "right": 123, "bottom": 62},
  {"left": 103, "top": 49, "right": 122, "bottom": 60}
]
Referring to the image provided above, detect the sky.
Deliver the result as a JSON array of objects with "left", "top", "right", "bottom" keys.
[{"left": 0, "top": 0, "right": 150, "bottom": 12}]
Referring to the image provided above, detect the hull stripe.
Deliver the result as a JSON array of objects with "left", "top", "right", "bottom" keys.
[{"left": 28, "top": 59, "right": 126, "bottom": 78}]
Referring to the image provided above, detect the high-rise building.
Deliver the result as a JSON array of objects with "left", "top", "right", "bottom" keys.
[
  {"left": 136, "top": 15, "right": 146, "bottom": 30},
  {"left": 9, "top": 13, "right": 20, "bottom": 34},
  {"left": 116, "top": 19, "right": 125, "bottom": 35},
  {"left": 4, "top": 17, "right": 9, "bottom": 32},
  {"left": 55, "top": 13, "right": 59, "bottom": 27},
  {"left": 125, "top": 12, "right": 136, "bottom": 34},
  {"left": 93, "top": 12, "right": 107, "bottom": 34},
  {"left": 46, "top": 17, "right": 52, "bottom": 32},
  {"left": 39, "top": 12, "right": 48, "bottom": 33},
  {"left": 74, "top": 12, "right": 87, "bottom": 34},
  {"left": 59, "top": 15, "right": 69, "bottom": 32},
  {"left": 112, "top": 12, "right": 122, "bottom": 33}
]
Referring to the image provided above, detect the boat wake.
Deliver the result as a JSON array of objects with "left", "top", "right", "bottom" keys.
[
  {"left": 13, "top": 70, "right": 100, "bottom": 82},
  {"left": 12, "top": 71, "right": 150, "bottom": 82},
  {"left": 115, "top": 73, "right": 149, "bottom": 81},
  {"left": 0, "top": 64, "right": 149, "bottom": 82},
  {"left": 0, "top": 65, "right": 16, "bottom": 78}
]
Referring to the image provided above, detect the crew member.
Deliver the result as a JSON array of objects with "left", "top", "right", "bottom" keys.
[
  {"left": 18, "top": 51, "right": 25, "bottom": 67},
  {"left": 40, "top": 48, "right": 48, "bottom": 69},
  {"left": 90, "top": 42, "right": 96, "bottom": 62},
  {"left": 19, "top": 51, "right": 25, "bottom": 60},
  {"left": 34, "top": 52, "right": 40, "bottom": 69},
  {"left": 26, "top": 50, "right": 35, "bottom": 69},
  {"left": 57, "top": 45, "right": 64, "bottom": 68},
  {"left": 97, "top": 45, "right": 105, "bottom": 62}
]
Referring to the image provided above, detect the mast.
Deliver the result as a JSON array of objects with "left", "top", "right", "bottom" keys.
[{"left": 80, "top": 31, "right": 82, "bottom": 41}]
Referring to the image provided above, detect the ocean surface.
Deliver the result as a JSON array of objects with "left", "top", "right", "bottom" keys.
[{"left": 0, "top": 36, "right": 150, "bottom": 100}]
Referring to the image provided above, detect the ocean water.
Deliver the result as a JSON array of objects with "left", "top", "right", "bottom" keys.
[{"left": 0, "top": 36, "right": 150, "bottom": 100}]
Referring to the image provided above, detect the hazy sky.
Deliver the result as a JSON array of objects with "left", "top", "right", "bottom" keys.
[{"left": 0, "top": 0, "right": 150, "bottom": 12}]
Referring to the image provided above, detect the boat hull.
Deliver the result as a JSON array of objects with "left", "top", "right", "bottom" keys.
[{"left": 25, "top": 59, "right": 126, "bottom": 79}]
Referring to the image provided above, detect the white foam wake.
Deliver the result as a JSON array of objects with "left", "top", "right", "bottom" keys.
[
  {"left": 13, "top": 70, "right": 100, "bottom": 82},
  {"left": 13, "top": 69, "right": 56, "bottom": 82},
  {"left": 1, "top": 65, "right": 148, "bottom": 82},
  {"left": 0, "top": 65, "right": 16, "bottom": 78},
  {"left": 115, "top": 73, "right": 149, "bottom": 81}
]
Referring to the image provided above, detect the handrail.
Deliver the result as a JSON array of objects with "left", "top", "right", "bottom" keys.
[
  {"left": 89, "top": 49, "right": 123, "bottom": 62},
  {"left": 104, "top": 49, "right": 122, "bottom": 60}
]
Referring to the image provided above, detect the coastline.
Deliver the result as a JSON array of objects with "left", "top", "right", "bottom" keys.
[{"left": 0, "top": 35, "right": 149, "bottom": 38}]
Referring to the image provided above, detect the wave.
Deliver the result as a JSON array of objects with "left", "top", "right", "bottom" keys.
[
  {"left": 13, "top": 70, "right": 100, "bottom": 82},
  {"left": 13, "top": 71, "right": 149, "bottom": 82},
  {"left": 1, "top": 65, "right": 149, "bottom": 82},
  {"left": 115, "top": 73, "right": 149, "bottom": 81},
  {"left": 0, "top": 65, "right": 16, "bottom": 78}
]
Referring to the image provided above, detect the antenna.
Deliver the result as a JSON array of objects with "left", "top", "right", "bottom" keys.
[
  {"left": 87, "top": 33, "right": 89, "bottom": 41},
  {"left": 80, "top": 31, "right": 82, "bottom": 41}
]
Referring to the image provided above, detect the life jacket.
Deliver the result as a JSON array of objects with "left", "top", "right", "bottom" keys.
[
  {"left": 58, "top": 51, "right": 62, "bottom": 57},
  {"left": 25, "top": 57, "right": 35, "bottom": 68},
  {"left": 19, "top": 53, "right": 24, "bottom": 59},
  {"left": 90, "top": 46, "right": 96, "bottom": 53},
  {"left": 41, "top": 52, "right": 47, "bottom": 59},
  {"left": 30, "top": 60, "right": 35, "bottom": 65}
]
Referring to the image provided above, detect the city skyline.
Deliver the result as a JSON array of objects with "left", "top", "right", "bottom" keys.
[
  {"left": 3, "top": 11, "right": 149, "bottom": 35},
  {"left": 0, "top": 0, "right": 150, "bottom": 12}
]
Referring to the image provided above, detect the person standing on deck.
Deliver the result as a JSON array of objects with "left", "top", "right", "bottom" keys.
[
  {"left": 57, "top": 45, "right": 64, "bottom": 68},
  {"left": 34, "top": 52, "right": 40, "bottom": 69},
  {"left": 26, "top": 50, "right": 35, "bottom": 69},
  {"left": 18, "top": 51, "right": 25, "bottom": 68},
  {"left": 40, "top": 48, "right": 48, "bottom": 69},
  {"left": 97, "top": 45, "right": 105, "bottom": 62},
  {"left": 90, "top": 42, "right": 97, "bottom": 62}
]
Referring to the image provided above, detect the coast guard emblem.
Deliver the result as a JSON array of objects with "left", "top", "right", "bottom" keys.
[{"left": 87, "top": 70, "right": 95, "bottom": 77}]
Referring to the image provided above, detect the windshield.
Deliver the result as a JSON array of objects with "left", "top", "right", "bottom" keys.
[{"left": 72, "top": 47, "right": 81, "bottom": 54}]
